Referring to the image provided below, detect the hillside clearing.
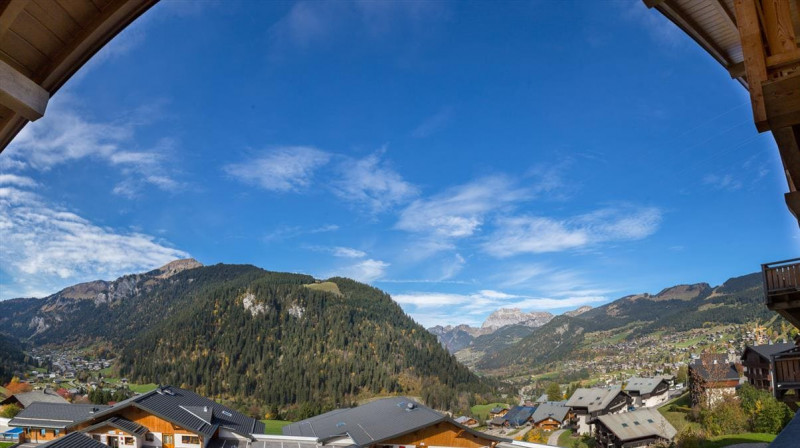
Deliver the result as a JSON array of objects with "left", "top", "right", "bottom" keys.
[
  {"left": 471, "top": 402, "right": 511, "bottom": 421},
  {"left": 304, "top": 282, "right": 342, "bottom": 296}
]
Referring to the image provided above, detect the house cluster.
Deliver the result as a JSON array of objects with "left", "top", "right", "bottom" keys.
[
  {"left": 472, "top": 377, "right": 678, "bottom": 447},
  {"left": 4, "top": 389, "right": 549, "bottom": 448}
]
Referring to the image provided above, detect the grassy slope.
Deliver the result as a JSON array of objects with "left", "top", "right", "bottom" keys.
[
  {"left": 658, "top": 393, "right": 699, "bottom": 432},
  {"left": 260, "top": 420, "right": 292, "bottom": 435},
  {"left": 303, "top": 282, "right": 341, "bottom": 295},
  {"left": 701, "top": 434, "right": 776, "bottom": 448},
  {"left": 470, "top": 402, "right": 511, "bottom": 420}
]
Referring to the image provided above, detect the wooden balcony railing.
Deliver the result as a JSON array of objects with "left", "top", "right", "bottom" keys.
[{"left": 762, "top": 258, "right": 800, "bottom": 306}]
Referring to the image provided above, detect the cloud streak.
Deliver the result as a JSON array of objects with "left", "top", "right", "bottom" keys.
[
  {"left": 0, "top": 178, "right": 188, "bottom": 300},
  {"left": 224, "top": 146, "right": 331, "bottom": 192}
]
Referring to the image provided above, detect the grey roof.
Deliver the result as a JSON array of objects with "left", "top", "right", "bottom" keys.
[
  {"left": 39, "top": 432, "right": 109, "bottom": 448},
  {"left": 743, "top": 343, "right": 795, "bottom": 361},
  {"left": 503, "top": 406, "right": 535, "bottom": 426},
  {"left": 690, "top": 356, "right": 739, "bottom": 381},
  {"left": 565, "top": 387, "right": 625, "bottom": 413},
  {"left": 535, "top": 394, "right": 549, "bottom": 403},
  {"left": 531, "top": 402, "right": 570, "bottom": 424},
  {"left": 283, "top": 397, "right": 506, "bottom": 447},
  {"left": 489, "top": 406, "right": 507, "bottom": 414},
  {"left": 2, "top": 390, "right": 70, "bottom": 407},
  {"left": 453, "top": 416, "right": 475, "bottom": 424},
  {"left": 770, "top": 409, "right": 800, "bottom": 448},
  {"left": 83, "top": 416, "right": 148, "bottom": 436},
  {"left": 250, "top": 440, "right": 322, "bottom": 448},
  {"left": 624, "top": 377, "right": 669, "bottom": 396},
  {"left": 87, "top": 386, "right": 263, "bottom": 440},
  {"left": 10, "top": 403, "right": 111, "bottom": 429},
  {"left": 596, "top": 409, "right": 676, "bottom": 442}
]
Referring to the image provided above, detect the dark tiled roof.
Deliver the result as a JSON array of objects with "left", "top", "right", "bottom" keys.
[
  {"left": 10, "top": 403, "right": 110, "bottom": 429},
  {"left": 596, "top": 409, "right": 676, "bottom": 442},
  {"left": 771, "top": 410, "right": 800, "bottom": 448},
  {"left": 744, "top": 343, "right": 795, "bottom": 361},
  {"left": 566, "top": 387, "right": 625, "bottom": 413},
  {"left": 89, "top": 386, "right": 263, "bottom": 439},
  {"left": 531, "top": 402, "right": 570, "bottom": 424},
  {"left": 489, "top": 406, "right": 507, "bottom": 414},
  {"left": 624, "top": 377, "right": 669, "bottom": 396},
  {"left": 502, "top": 406, "right": 535, "bottom": 426},
  {"left": 83, "top": 416, "right": 148, "bottom": 436},
  {"left": 690, "top": 356, "right": 739, "bottom": 381},
  {"left": 2, "top": 390, "right": 70, "bottom": 407},
  {"left": 283, "top": 397, "right": 505, "bottom": 447},
  {"left": 39, "top": 432, "right": 109, "bottom": 448}
]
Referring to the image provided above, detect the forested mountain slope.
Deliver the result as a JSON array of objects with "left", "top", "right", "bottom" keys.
[{"left": 0, "top": 262, "right": 493, "bottom": 416}]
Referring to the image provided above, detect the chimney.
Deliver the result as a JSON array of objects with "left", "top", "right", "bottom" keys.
[{"left": 204, "top": 406, "right": 208, "bottom": 413}]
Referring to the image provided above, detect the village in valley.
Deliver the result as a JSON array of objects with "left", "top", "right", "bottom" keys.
[{"left": 1, "top": 332, "right": 797, "bottom": 448}]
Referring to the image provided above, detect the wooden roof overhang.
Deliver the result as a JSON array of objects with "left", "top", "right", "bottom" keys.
[
  {"left": 644, "top": 0, "right": 800, "bottom": 223},
  {"left": 0, "top": 0, "right": 158, "bottom": 152}
]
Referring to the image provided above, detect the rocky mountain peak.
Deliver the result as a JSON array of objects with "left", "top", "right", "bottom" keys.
[
  {"left": 564, "top": 305, "right": 592, "bottom": 317},
  {"left": 481, "top": 307, "right": 554, "bottom": 330},
  {"left": 156, "top": 258, "right": 203, "bottom": 279}
]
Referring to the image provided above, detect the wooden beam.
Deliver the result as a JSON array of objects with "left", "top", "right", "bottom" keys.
[
  {"left": 35, "top": 0, "right": 157, "bottom": 93},
  {"left": 762, "top": 0, "right": 798, "bottom": 56},
  {"left": 657, "top": 2, "right": 733, "bottom": 68},
  {"left": 774, "top": 125, "right": 800, "bottom": 192},
  {"left": 0, "top": 58, "right": 48, "bottom": 121},
  {"left": 712, "top": 0, "right": 739, "bottom": 32},
  {"left": 643, "top": 0, "right": 667, "bottom": 8},
  {"left": 734, "top": 0, "right": 771, "bottom": 132},
  {"left": 729, "top": 61, "right": 747, "bottom": 78},
  {"left": 763, "top": 73, "right": 800, "bottom": 129},
  {"left": 0, "top": 0, "right": 29, "bottom": 42}
]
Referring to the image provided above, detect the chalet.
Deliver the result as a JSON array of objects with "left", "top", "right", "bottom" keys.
[
  {"left": 9, "top": 385, "right": 264, "bottom": 447},
  {"left": 283, "top": 396, "right": 507, "bottom": 448},
  {"left": 488, "top": 407, "right": 509, "bottom": 420},
  {"left": 594, "top": 408, "right": 676, "bottom": 448},
  {"left": 38, "top": 432, "right": 110, "bottom": 448},
  {"left": 623, "top": 377, "right": 670, "bottom": 408},
  {"left": 530, "top": 403, "right": 571, "bottom": 431},
  {"left": 565, "top": 387, "right": 631, "bottom": 436},
  {"left": 497, "top": 406, "right": 535, "bottom": 428},
  {"left": 0, "top": 389, "right": 69, "bottom": 409},
  {"left": 741, "top": 343, "right": 794, "bottom": 392},
  {"left": 688, "top": 355, "right": 740, "bottom": 407},
  {"left": 454, "top": 417, "right": 479, "bottom": 428}
]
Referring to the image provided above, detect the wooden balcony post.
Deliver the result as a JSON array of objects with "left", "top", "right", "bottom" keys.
[{"left": 734, "top": 0, "right": 771, "bottom": 131}]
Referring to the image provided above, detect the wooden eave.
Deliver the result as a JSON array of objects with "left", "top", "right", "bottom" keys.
[{"left": 0, "top": 0, "right": 159, "bottom": 152}]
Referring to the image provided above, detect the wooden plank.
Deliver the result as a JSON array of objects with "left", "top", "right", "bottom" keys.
[
  {"left": 0, "top": 57, "right": 48, "bottom": 120},
  {"left": 762, "top": 0, "right": 798, "bottom": 56},
  {"left": 35, "top": 0, "right": 157, "bottom": 91},
  {"left": 767, "top": 48, "right": 800, "bottom": 67},
  {"left": 0, "top": 0, "right": 30, "bottom": 42},
  {"left": 712, "top": 0, "right": 739, "bottom": 31},
  {"left": 734, "top": 0, "right": 771, "bottom": 131},
  {"left": 763, "top": 73, "right": 800, "bottom": 128},
  {"left": 53, "top": 0, "right": 98, "bottom": 28},
  {"left": 0, "top": 29, "right": 48, "bottom": 76},
  {"left": 28, "top": 0, "right": 80, "bottom": 43},
  {"left": 12, "top": 10, "right": 65, "bottom": 59}
]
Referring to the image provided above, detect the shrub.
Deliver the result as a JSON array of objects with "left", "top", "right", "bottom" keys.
[{"left": 0, "top": 403, "right": 21, "bottom": 418}]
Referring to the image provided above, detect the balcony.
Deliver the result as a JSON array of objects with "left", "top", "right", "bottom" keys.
[{"left": 762, "top": 259, "right": 800, "bottom": 328}]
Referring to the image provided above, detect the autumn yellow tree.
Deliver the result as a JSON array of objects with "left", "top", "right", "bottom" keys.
[{"left": 5, "top": 376, "right": 32, "bottom": 395}]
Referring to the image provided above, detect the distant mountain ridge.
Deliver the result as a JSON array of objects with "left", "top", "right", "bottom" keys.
[
  {"left": 0, "top": 261, "right": 492, "bottom": 415},
  {"left": 477, "top": 274, "right": 780, "bottom": 373}
]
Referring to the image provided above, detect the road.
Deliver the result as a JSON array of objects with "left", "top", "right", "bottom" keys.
[{"left": 547, "top": 429, "right": 566, "bottom": 446}]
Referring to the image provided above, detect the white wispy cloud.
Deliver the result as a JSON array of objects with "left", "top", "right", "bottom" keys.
[
  {"left": 412, "top": 107, "right": 452, "bottom": 138},
  {"left": 263, "top": 224, "right": 339, "bottom": 242},
  {"left": 703, "top": 173, "right": 742, "bottom": 191},
  {"left": 330, "top": 259, "right": 389, "bottom": 283},
  {"left": 0, "top": 174, "right": 38, "bottom": 188},
  {"left": 439, "top": 253, "right": 465, "bottom": 280},
  {"left": 0, "top": 182, "right": 188, "bottom": 300},
  {"left": 484, "top": 206, "right": 662, "bottom": 257},
  {"left": 394, "top": 289, "right": 607, "bottom": 327},
  {"left": 396, "top": 175, "right": 528, "bottom": 238},
  {"left": 2, "top": 97, "right": 181, "bottom": 197},
  {"left": 224, "top": 146, "right": 331, "bottom": 192},
  {"left": 307, "top": 245, "right": 367, "bottom": 258},
  {"left": 269, "top": 0, "right": 448, "bottom": 49},
  {"left": 332, "top": 151, "right": 418, "bottom": 212}
]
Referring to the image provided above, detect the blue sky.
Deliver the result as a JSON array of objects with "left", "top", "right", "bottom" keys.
[{"left": 1, "top": 0, "right": 798, "bottom": 327}]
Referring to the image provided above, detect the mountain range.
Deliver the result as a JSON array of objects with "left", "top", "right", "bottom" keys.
[
  {"left": 0, "top": 260, "right": 494, "bottom": 417},
  {"left": 429, "top": 272, "right": 783, "bottom": 376}
]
